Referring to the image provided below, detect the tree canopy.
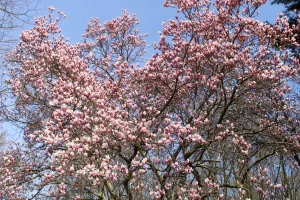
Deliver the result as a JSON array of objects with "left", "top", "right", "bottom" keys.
[{"left": 0, "top": 0, "right": 300, "bottom": 199}]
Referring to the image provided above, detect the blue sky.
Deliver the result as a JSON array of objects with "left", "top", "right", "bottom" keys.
[{"left": 36, "top": 0, "right": 284, "bottom": 48}]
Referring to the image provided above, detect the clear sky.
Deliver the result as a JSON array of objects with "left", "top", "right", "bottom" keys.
[
  {"left": 36, "top": 0, "right": 284, "bottom": 48},
  {"left": 38, "top": 1, "right": 178, "bottom": 46}
]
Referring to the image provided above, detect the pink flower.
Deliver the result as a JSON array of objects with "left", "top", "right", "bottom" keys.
[{"left": 48, "top": 6, "right": 55, "bottom": 11}]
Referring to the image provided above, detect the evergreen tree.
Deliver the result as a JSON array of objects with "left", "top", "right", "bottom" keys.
[{"left": 272, "top": 0, "right": 300, "bottom": 58}]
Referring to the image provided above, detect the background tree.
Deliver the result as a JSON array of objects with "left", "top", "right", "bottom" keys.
[
  {"left": 0, "top": 0, "right": 300, "bottom": 199},
  {"left": 0, "top": 0, "right": 41, "bottom": 164},
  {"left": 272, "top": 0, "right": 300, "bottom": 58},
  {"left": 272, "top": 0, "right": 300, "bottom": 22},
  {"left": 0, "top": 0, "right": 40, "bottom": 54}
]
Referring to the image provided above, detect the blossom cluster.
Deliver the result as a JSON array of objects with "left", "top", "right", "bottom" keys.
[{"left": 0, "top": 0, "right": 300, "bottom": 199}]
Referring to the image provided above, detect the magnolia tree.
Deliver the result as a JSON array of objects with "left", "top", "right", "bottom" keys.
[{"left": 0, "top": 0, "right": 300, "bottom": 199}]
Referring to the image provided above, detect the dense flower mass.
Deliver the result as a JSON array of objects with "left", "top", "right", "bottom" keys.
[{"left": 0, "top": 0, "right": 300, "bottom": 199}]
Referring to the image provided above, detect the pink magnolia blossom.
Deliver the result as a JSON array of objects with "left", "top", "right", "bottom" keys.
[{"left": 0, "top": 0, "right": 299, "bottom": 199}]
